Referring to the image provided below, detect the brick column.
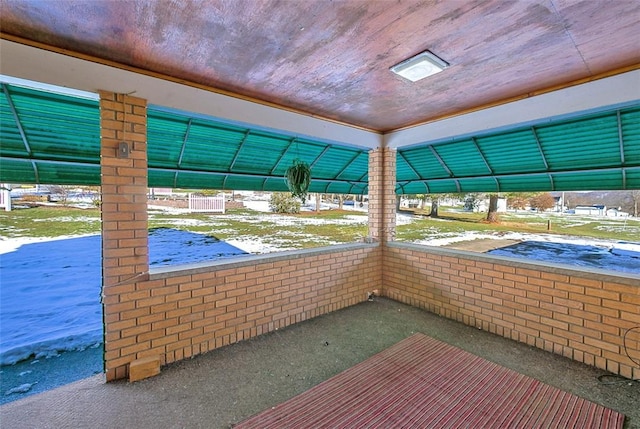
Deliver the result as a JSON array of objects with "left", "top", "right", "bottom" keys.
[
  {"left": 99, "top": 91, "right": 149, "bottom": 381},
  {"left": 368, "top": 147, "right": 396, "bottom": 243}
]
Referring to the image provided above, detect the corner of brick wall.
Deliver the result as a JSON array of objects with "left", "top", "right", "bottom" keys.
[
  {"left": 382, "top": 244, "right": 640, "bottom": 380},
  {"left": 104, "top": 245, "right": 381, "bottom": 380},
  {"left": 98, "top": 89, "right": 385, "bottom": 381}
]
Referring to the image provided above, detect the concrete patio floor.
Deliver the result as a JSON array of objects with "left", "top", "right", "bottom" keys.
[{"left": 1, "top": 297, "right": 638, "bottom": 429}]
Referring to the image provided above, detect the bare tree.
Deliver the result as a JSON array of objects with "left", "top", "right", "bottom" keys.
[
  {"left": 631, "top": 190, "right": 640, "bottom": 217},
  {"left": 486, "top": 194, "right": 500, "bottom": 223},
  {"left": 426, "top": 192, "right": 465, "bottom": 217},
  {"left": 430, "top": 197, "right": 439, "bottom": 218},
  {"left": 505, "top": 192, "right": 531, "bottom": 211},
  {"left": 529, "top": 193, "right": 555, "bottom": 212},
  {"left": 84, "top": 185, "right": 101, "bottom": 207},
  {"left": 45, "top": 185, "right": 74, "bottom": 206}
]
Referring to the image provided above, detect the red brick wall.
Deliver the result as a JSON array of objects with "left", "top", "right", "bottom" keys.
[
  {"left": 99, "top": 92, "right": 149, "bottom": 288},
  {"left": 368, "top": 148, "right": 396, "bottom": 243},
  {"left": 98, "top": 90, "right": 382, "bottom": 381},
  {"left": 103, "top": 244, "right": 380, "bottom": 380},
  {"left": 100, "top": 92, "right": 152, "bottom": 380},
  {"left": 383, "top": 242, "right": 640, "bottom": 379},
  {"left": 98, "top": 90, "right": 637, "bottom": 382}
]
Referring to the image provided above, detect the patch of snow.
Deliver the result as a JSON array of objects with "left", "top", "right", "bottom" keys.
[
  {"left": 414, "top": 230, "right": 622, "bottom": 249},
  {"left": 2, "top": 208, "right": 637, "bottom": 368},
  {"left": 32, "top": 216, "right": 99, "bottom": 223},
  {"left": 243, "top": 200, "right": 270, "bottom": 212},
  {"left": 211, "top": 213, "right": 367, "bottom": 228},
  {"left": 489, "top": 241, "right": 640, "bottom": 274},
  {"left": 0, "top": 229, "right": 248, "bottom": 365},
  {"left": 396, "top": 213, "right": 414, "bottom": 226},
  {"left": 610, "top": 241, "right": 640, "bottom": 258},
  {"left": 225, "top": 237, "right": 296, "bottom": 254},
  {"left": 4, "top": 382, "right": 37, "bottom": 395},
  {"left": 149, "top": 218, "right": 218, "bottom": 228},
  {"left": 147, "top": 205, "right": 191, "bottom": 214},
  {"left": 0, "top": 234, "right": 97, "bottom": 255}
]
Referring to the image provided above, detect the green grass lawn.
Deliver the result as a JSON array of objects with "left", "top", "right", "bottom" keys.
[
  {"left": 2, "top": 204, "right": 638, "bottom": 249},
  {"left": 397, "top": 208, "right": 640, "bottom": 242},
  {"left": 148, "top": 208, "right": 368, "bottom": 249},
  {"left": 0, "top": 205, "right": 369, "bottom": 250},
  {"left": 0, "top": 206, "right": 101, "bottom": 238}
]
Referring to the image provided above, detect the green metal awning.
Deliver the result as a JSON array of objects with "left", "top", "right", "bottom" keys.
[
  {"left": 0, "top": 83, "right": 369, "bottom": 193},
  {"left": 0, "top": 83, "right": 101, "bottom": 184},
  {"left": 146, "top": 108, "right": 369, "bottom": 194},
  {"left": 1, "top": 81, "right": 639, "bottom": 195},
  {"left": 396, "top": 105, "right": 640, "bottom": 194}
]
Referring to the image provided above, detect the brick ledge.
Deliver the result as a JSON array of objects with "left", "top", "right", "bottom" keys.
[
  {"left": 387, "top": 241, "right": 639, "bottom": 286},
  {"left": 149, "top": 242, "right": 380, "bottom": 279}
]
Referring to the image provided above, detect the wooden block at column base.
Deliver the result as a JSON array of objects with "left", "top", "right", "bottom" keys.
[{"left": 129, "top": 356, "right": 161, "bottom": 382}]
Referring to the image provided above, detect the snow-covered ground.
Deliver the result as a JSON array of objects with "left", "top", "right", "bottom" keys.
[
  {"left": 1, "top": 209, "right": 637, "bottom": 370},
  {"left": 0, "top": 229, "right": 248, "bottom": 366}
]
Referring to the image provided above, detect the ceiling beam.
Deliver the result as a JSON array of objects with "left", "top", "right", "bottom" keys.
[
  {"left": 309, "top": 145, "right": 331, "bottom": 168},
  {"left": 472, "top": 137, "right": 493, "bottom": 175},
  {"left": 399, "top": 166, "right": 639, "bottom": 188},
  {"left": 152, "top": 167, "right": 366, "bottom": 187},
  {"left": 2, "top": 83, "right": 40, "bottom": 183},
  {"left": 398, "top": 151, "right": 422, "bottom": 181},
  {"left": 31, "top": 160, "right": 39, "bottom": 183},
  {"left": 617, "top": 110, "right": 625, "bottom": 165},
  {"left": 429, "top": 146, "right": 454, "bottom": 177},
  {"left": 269, "top": 138, "right": 297, "bottom": 175},
  {"left": 531, "top": 127, "right": 550, "bottom": 171},
  {"left": 228, "top": 130, "right": 251, "bottom": 171},
  {"left": 177, "top": 118, "right": 192, "bottom": 168},
  {"left": 333, "top": 152, "right": 362, "bottom": 180},
  {"left": 0, "top": 156, "right": 369, "bottom": 187},
  {"left": 2, "top": 83, "right": 32, "bottom": 156}
]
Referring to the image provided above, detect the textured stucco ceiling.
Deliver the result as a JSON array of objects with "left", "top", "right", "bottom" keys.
[{"left": 1, "top": 0, "right": 639, "bottom": 132}]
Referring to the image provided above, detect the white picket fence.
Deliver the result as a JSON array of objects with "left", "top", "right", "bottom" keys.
[
  {"left": 188, "top": 194, "right": 225, "bottom": 213},
  {"left": 0, "top": 186, "right": 11, "bottom": 211}
]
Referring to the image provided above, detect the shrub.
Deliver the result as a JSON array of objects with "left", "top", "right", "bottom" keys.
[{"left": 269, "top": 192, "right": 301, "bottom": 214}]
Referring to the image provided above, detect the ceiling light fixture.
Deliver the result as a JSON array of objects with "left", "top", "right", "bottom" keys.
[{"left": 390, "top": 51, "right": 449, "bottom": 82}]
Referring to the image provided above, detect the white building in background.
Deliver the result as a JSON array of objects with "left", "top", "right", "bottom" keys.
[
  {"left": 0, "top": 184, "right": 11, "bottom": 211},
  {"left": 574, "top": 205, "right": 606, "bottom": 216},
  {"left": 605, "top": 207, "right": 628, "bottom": 218}
]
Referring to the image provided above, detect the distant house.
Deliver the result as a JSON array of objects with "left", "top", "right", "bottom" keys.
[
  {"left": 552, "top": 196, "right": 566, "bottom": 212},
  {"left": 574, "top": 205, "right": 606, "bottom": 216},
  {"left": 606, "top": 207, "right": 628, "bottom": 218}
]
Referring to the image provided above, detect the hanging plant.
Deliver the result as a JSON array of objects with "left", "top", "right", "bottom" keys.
[{"left": 285, "top": 158, "right": 312, "bottom": 203}]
